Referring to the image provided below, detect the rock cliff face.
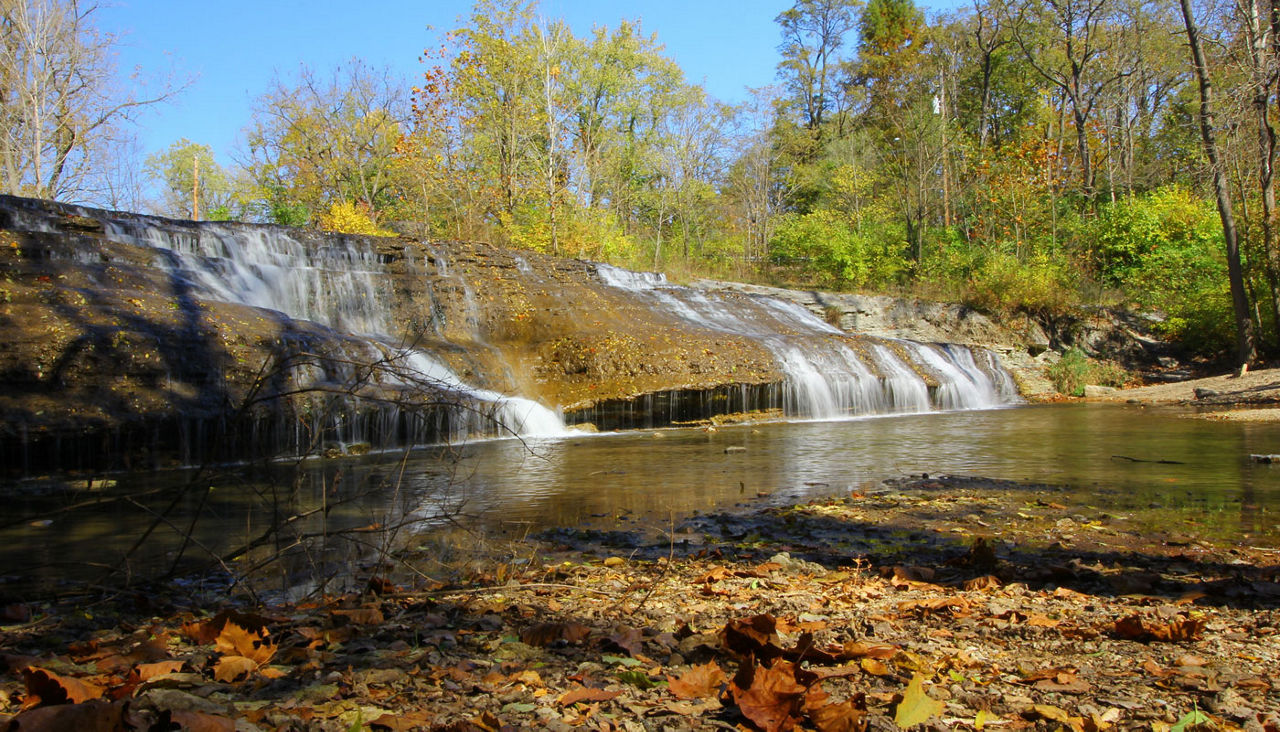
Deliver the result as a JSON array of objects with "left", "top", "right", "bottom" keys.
[{"left": 1, "top": 196, "right": 1025, "bottom": 473}]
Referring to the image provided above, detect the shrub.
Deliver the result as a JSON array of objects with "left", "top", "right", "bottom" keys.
[{"left": 1047, "top": 347, "right": 1128, "bottom": 396}]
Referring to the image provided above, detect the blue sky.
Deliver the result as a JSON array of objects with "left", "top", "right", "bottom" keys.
[{"left": 101, "top": 0, "right": 968, "bottom": 168}]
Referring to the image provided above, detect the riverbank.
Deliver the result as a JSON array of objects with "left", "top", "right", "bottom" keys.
[
  {"left": 1095, "top": 367, "right": 1280, "bottom": 423},
  {"left": 2, "top": 475, "right": 1276, "bottom": 730}
]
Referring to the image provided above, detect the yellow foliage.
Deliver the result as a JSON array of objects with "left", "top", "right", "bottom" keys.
[{"left": 318, "top": 201, "right": 397, "bottom": 237}]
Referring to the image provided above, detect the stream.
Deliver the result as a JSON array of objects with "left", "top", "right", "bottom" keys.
[{"left": 4, "top": 402, "right": 1279, "bottom": 598}]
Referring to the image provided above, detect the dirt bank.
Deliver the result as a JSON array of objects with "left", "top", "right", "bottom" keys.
[{"left": 1095, "top": 367, "right": 1280, "bottom": 422}]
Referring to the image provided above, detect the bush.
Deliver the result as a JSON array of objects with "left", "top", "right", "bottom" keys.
[
  {"left": 964, "top": 250, "right": 1076, "bottom": 316},
  {"left": 1047, "top": 347, "right": 1129, "bottom": 396},
  {"left": 769, "top": 210, "right": 907, "bottom": 289},
  {"left": 319, "top": 201, "right": 396, "bottom": 236}
]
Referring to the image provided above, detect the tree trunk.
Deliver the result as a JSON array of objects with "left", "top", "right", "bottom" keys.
[{"left": 1180, "top": 0, "right": 1256, "bottom": 366}]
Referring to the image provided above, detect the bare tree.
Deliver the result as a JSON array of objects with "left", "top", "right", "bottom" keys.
[{"left": 0, "top": 0, "right": 178, "bottom": 201}]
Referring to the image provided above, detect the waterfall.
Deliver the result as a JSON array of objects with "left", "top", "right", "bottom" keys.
[
  {"left": 594, "top": 263, "right": 1018, "bottom": 419},
  {"left": 6, "top": 199, "right": 567, "bottom": 449},
  {"left": 1, "top": 195, "right": 1025, "bottom": 471}
]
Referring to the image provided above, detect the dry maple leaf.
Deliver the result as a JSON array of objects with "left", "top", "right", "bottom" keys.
[
  {"left": 840, "top": 641, "right": 898, "bottom": 660},
  {"left": 557, "top": 685, "right": 624, "bottom": 706},
  {"left": 136, "top": 660, "right": 185, "bottom": 681},
  {"left": 214, "top": 621, "right": 276, "bottom": 665},
  {"left": 22, "top": 666, "right": 105, "bottom": 708},
  {"left": 730, "top": 660, "right": 811, "bottom": 732},
  {"left": 804, "top": 685, "right": 869, "bottom": 732},
  {"left": 893, "top": 673, "right": 944, "bottom": 729},
  {"left": 721, "top": 614, "right": 783, "bottom": 661},
  {"left": 331, "top": 607, "right": 385, "bottom": 625},
  {"left": 1113, "top": 614, "right": 1205, "bottom": 642},
  {"left": 213, "top": 655, "right": 260, "bottom": 683},
  {"left": 668, "top": 661, "right": 727, "bottom": 700},
  {"left": 963, "top": 575, "right": 1002, "bottom": 591}
]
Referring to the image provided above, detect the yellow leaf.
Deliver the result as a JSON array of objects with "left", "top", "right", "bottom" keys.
[
  {"left": 213, "top": 655, "right": 259, "bottom": 683},
  {"left": 894, "top": 673, "right": 944, "bottom": 728}
]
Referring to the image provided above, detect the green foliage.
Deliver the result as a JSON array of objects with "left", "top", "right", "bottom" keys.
[
  {"left": 965, "top": 251, "right": 1076, "bottom": 316},
  {"left": 144, "top": 139, "right": 253, "bottom": 221},
  {"left": 1047, "top": 348, "right": 1128, "bottom": 397},
  {"left": 1090, "top": 187, "right": 1220, "bottom": 287},
  {"left": 770, "top": 210, "right": 907, "bottom": 288}
]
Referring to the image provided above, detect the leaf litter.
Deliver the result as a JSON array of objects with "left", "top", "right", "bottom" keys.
[{"left": 0, "top": 475, "right": 1277, "bottom": 730}]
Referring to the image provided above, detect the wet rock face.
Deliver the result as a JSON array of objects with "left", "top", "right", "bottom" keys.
[{"left": 0, "top": 195, "right": 1021, "bottom": 472}]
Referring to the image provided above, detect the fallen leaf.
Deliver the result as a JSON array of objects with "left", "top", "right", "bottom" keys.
[
  {"left": 137, "top": 661, "right": 186, "bottom": 681},
  {"left": 804, "top": 685, "right": 868, "bottom": 732},
  {"left": 169, "top": 710, "right": 237, "bottom": 732},
  {"left": 730, "top": 660, "right": 810, "bottom": 732},
  {"left": 557, "top": 686, "right": 623, "bottom": 706},
  {"left": 214, "top": 621, "right": 276, "bottom": 665},
  {"left": 22, "top": 666, "right": 104, "bottom": 708},
  {"left": 332, "top": 607, "right": 385, "bottom": 625},
  {"left": 1031, "top": 704, "right": 1086, "bottom": 732},
  {"left": 668, "top": 661, "right": 727, "bottom": 700},
  {"left": 213, "top": 655, "right": 259, "bottom": 682},
  {"left": 860, "top": 658, "right": 891, "bottom": 676},
  {"left": 893, "top": 673, "right": 944, "bottom": 729},
  {"left": 963, "top": 575, "right": 1002, "bottom": 591}
]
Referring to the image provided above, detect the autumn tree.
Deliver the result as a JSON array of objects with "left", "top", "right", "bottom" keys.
[
  {"left": 0, "top": 0, "right": 178, "bottom": 201},
  {"left": 145, "top": 139, "right": 252, "bottom": 220},
  {"left": 243, "top": 60, "right": 408, "bottom": 226},
  {"left": 775, "top": 0, "right": 861, "bottom": 149}
]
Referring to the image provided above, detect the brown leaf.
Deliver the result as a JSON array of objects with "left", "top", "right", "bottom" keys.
[
  {"left": 721, "top": 614, "right": 782, "bottom": 662},
  {"left": 136, "top": 660, "right": 186, "bottom": 680},
  {"left": 840, "top": 641, "right": 898, "bottom": 660},
  {"left": 520, "top": 621, "right": 591, "bottom": 647},
  {"left": 7, "top": 699, "right": 124, "bottom": 731},
  {"left": 213, "top": 655, "right": 259, "bottom": 683},
  {"left": 182, "top": 609, "right": 272, "bottom": 645},
  {"left": 371, "top": 710, "right": 437, "bottom": 731},
  {"left": 897, "top": 596, "right": 969, "bottom": 619},
  {"left": 170, "top": 710, "right": 237, "bottom": 732},
  {"left": 890, "top": 566, "right": 936, "bottom": 585},
  {"left": 1113, "top": 614, "right": 1205, "bottom": 642},
  {"left": 214, "top": 621, "right": 276, "bottom": 664},
  {"left": 332, "top": 607, "right": 385, "bottom": 626},
  {"left": 730, "top": 660, "right": 810, "bottom": 732},
  {"left": 557, "top": 685, "right": 623, "bottom": 706},
  {"left": 1141, "top": 659, "right": 1170, "bottom": 678},
  {"left": 804, "top": 686, "right": 868, "bottom": 732},
  {"left": 601, "top": 626, "right": 645, "bottom": 656},
  {"left": 668, "top": 662, "right": 727, "bottom": 700},
  {"left": 1031, "top": 704, "right": 1086, "bottom": 732},
  {"left": 963, "top": 575, "right": 1002, "bottom": 592},
  {"left": 22, "top": 666, "right": 104, "bottom": 708},
  {"left": 371, "top": 710, "right": 437, "bottom": 730}
]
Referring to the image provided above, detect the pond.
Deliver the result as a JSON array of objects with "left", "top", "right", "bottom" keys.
[{"left": 4, "top": 403, "right": 1278, "bottom": 596}]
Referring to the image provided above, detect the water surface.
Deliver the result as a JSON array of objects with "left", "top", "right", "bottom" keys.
[{"left": 4, "top": 403, "right": 1278, "bottom": 595}]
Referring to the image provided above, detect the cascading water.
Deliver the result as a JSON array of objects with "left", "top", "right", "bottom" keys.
[
  {"left": 594, "top": 263, "right": 1018, "bottom": 419},
  {"left": 1, "top": 195, "right": 1024, "bottom": 472},
  {"left": 7, "top": 200, "right": 568, "bottom": 452}
]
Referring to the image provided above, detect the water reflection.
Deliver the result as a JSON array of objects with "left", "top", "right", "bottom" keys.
[{"left": 3, "top": 404, "right": 1278, "bottom": 595}]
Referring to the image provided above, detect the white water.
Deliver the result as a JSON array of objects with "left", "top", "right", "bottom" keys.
[
  {"left": 8, "top": 201, "right": 568, "bottom": 442},
  {"left": 594, "top": 263, "right": 1018, "bottom": 418}
]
